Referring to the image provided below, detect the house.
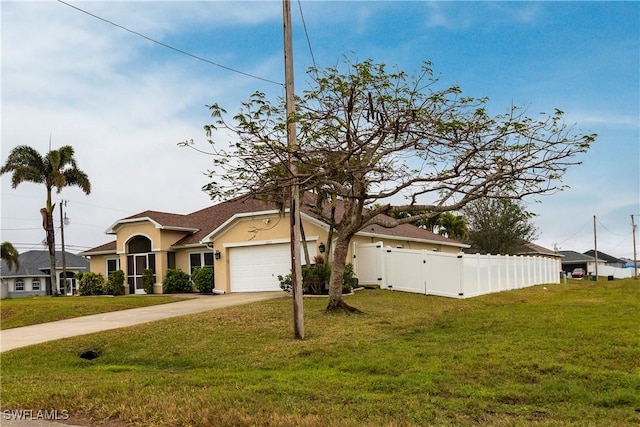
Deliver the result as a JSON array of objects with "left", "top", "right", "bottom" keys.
[
  {"left": 583, "top": 250, "right": 627, "bottom": 268},
  {"left": 0, "top": 250, "right": 89, "bottom": 299},
  {"left": 81, "top": 194, "right": 468, "bottom": 294},
  {"left": 558, "top": 250, "right": 605, "bottom": 276}
]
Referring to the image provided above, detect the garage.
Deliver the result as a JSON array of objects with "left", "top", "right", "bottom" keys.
[{"left": 228, "top": 243, "right": 316, "bottom": 292}]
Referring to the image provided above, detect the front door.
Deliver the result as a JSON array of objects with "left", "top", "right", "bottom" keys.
[{"left": 127, "top": 254, "right": 148, "bottom": 294}]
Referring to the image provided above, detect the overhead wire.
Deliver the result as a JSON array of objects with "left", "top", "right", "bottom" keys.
[
  {"left": 57, "top": 0, "right": 283, "bottom": 86},
  {"left": 296, "top": 0, "right": 317, "bottom": 71},
  {"left": 596, "top": 216, "right": 631, "bottom": 237}
]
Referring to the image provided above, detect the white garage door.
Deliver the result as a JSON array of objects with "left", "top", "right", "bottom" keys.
[{"left": 229, "top": 243, "right": 316, "bottom": 292}]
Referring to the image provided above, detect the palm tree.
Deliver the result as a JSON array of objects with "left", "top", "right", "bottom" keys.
[
  {"left": 1, "top": 145, "right": 91, "bottom": 295},
  {"left": 437, "top": 212, "right": 468, "bottom": 241},
  {"left": 1, "top": 242, "right": 20, "bottom": 272}
]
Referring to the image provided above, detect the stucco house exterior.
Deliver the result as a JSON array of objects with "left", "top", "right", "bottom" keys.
[
  {"left": 81, "top": 194, "right": 468, "bottom": 294},
  {"left": 0, "top": 250, "right": 89, "bottom": 299}
]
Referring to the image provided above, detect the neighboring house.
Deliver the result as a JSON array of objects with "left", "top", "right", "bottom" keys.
[
  {"left": 558, "top": 250, "right": 605, "bottom": 276},
  {"left": 583, "top": 250, "right": 627, "bottom": 268},
  {"left": 81, "top": 194, "right": 469, "bottom": 294},
  {"left": 518, "top": 242, "right": 564, "bottom": 271},
  {"left": 0, "top": 250, "right": 89, "bottom": 299}
]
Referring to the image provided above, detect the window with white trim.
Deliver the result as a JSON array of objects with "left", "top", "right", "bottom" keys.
[
  {"left": 15, "top": 278, "right": 25, "bottom": 291},
  {"left": 107, "top": 258, "right": 120, "bottom": 277},
  {"left": 32, "top": 278, "right": 41, "bottom": 291},
  {"left": 189, "top": 252, "right": 214, "bottom": 274}
]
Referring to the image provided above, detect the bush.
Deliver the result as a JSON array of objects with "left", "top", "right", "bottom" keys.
[
  {"left": 192, "top": 267, "right": 214, "bottom": 293},
  {"left": 78, "top": 272, "right": 106, "bottom": 296},
  {"left": 104, "top": 270, "right": 125, "bottom": 296},
  {"left": 163, "top": 269, "right": 192, "bottom": 293},
  {"left": 278, "top": 258, "right": 356, "bottom": 295},
  {"left": 278, "top": 273, "right": 292, "bottom": 292},
  {"left": 302, "top": 263, "right": 331, "bottom": 295},
  {"left": 142, "top": 269, "right": 155, "bottom": 294},
  {"left": 343, "top": 263, "right": 358, "bottom": 293}
]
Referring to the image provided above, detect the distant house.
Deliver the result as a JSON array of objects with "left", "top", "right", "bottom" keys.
[
  {"left": 558, "top": 250, "right": 605, "bottom": 276},
  {"left": 583, "top": 250, "right": 627, "bottom": 269},
  {"left": 0, "top": 250, "right": 89, "bottom": 299},
  {"left": 81, "top": 194, "right": 468, "bottom": 295}
]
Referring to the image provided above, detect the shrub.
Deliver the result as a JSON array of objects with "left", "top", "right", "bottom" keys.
[
  {"left": 142, "top": 269, "right": 155, "bottom": 294},
  {"left": 192, "top": 267, "right": 214, "bottom": 293},
  {"left": 302, "top": 263, "right": 331, "bottom": 295},
  {"left": 278, "top": 273, "right": 292, "bottom": 292},
  {"left": 343, "top": 263, "right": 358, "bottom": 293},
  {"left": 278, "top": 259, "right": 356, "bottom": 295},
  {"left": 163, "top": 269, "right": 192, "bottom": 293},
  {"left": 78, "top": 272, "right": 106, "bottom": 296},
  {"left": 105, "top": 270, "right": 125, "bottom": 296}
]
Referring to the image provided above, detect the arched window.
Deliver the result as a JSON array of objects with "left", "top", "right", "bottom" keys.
[
  {"left": 32, "top": 278, "right": 41, "bottom": 291},
  {"left": 128, "top": 235, "right": 152, "bottom": 253},
  {"left": 15, "top": 278, "right": 24, "bottom": 291}
]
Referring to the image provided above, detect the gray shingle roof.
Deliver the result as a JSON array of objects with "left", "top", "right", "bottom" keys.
[
  {"left": 0, "top": 250, "right": 89, "bottom": 278},
  {"left": 558, "top": 250, "right": 595, "bottom": 263}
]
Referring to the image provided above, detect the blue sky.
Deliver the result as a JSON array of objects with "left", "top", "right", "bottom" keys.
[{"left": 1, "top": 1, "right": 638, "bottom": 259}]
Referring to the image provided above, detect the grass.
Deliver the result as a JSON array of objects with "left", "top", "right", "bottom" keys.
[
  {"left": 0, "top": 295, "right": 190, "bottom": 329},
  {"left": 1, "top": 279, "right": 639, "bottom": 426}
]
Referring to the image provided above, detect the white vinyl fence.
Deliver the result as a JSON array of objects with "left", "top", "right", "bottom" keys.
[
  {"left": 354, "top": 243, "right": 560, "bottom": 299},
  {"left": 596, "top": 265, "right": 635, "bottom": 279}
]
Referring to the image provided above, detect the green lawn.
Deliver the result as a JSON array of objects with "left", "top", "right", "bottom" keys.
[
  {"left": 0, "top": 295, "right": 190, "bottom": 329},
  {"left": 1, "top": 279, "right": 638, "bottom": 426}
]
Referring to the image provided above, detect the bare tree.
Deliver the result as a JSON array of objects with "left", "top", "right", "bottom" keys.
[{"left": 200, "top": 58, "right": 595, "bottom": 312}]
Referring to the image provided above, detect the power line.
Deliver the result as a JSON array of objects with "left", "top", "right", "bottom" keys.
[
  {"left": 57, "top": 0, "right": 283, "bottom": 87},
  {"left": 296, "top": 0, "right": 317, "bottom": 70},
  {"left": 596, "top": 217, "right": 632, "bottom": 237}
]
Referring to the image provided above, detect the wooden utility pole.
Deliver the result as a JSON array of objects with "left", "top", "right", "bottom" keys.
[
  {"left": 59, "top": 201, "right": 68, "bottom": 294},
  {"left": 593, "top": 215, "right": 598, "bottom": 281},
  {"left": 632, "top": 214, "right": 638, "bottom": 279},
  {"left": 283, "top": 0, "right": 304, "bottom": 339}
]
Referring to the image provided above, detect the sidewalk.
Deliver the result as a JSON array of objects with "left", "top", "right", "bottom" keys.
[{"left": 0, "top": 292, "right": 285, "bottom": 353}]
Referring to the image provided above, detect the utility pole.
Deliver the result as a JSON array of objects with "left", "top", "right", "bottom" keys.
[
  {"left": 593, "top": 215, "right": 598, "bottom": 281},
  {"left": 632, "top": 214, "right": 638, "bottom": 279},
  {"left": 60, "top": 200, "right": 68, "bottom": 295},
  {"left": 283, "top": 0, "right": 304, "bottom": 339}
]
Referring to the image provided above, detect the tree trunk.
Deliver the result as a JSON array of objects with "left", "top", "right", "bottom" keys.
[
  {"left": 299, "top": 215, "right": 311, "bottom": 267},
  {"left": 325, "top": 232, "right": 362, "bottom": 313},
  {"left": 41, "top": 206, "right": 58, "bottom": 296}
]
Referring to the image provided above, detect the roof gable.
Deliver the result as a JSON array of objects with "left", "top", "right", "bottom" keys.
[{"left": 106, "top": 210, "right": 198, "bottom": 234}]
